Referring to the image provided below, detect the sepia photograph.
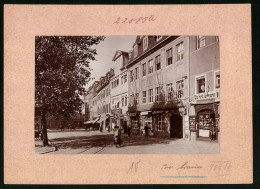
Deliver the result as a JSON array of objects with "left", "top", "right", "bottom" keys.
[{"left": 35, "top": 35, "right": 220, "bottom": 154}]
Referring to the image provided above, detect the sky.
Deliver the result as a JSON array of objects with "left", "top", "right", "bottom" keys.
[{"left": 85, "top": 36, "right": 136, "bottom": 89}]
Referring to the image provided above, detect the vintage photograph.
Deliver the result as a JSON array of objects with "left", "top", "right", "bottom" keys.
[{"left": 35, "top": 35, "right": 220, "bottom": 154}]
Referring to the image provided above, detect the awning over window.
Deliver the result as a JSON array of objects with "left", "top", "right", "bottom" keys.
[
  {"left": 140, "top": 111, "right": 151, "bottom": 116},
  {"left": 97, "top": 116, "right": 109, "bottom": 124}
]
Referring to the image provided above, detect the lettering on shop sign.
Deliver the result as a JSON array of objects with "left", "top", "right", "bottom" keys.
[
  {"left": 194, "top": 92, "right": 216, "bottom": 100},
  {"left": 113, "top": 15, "right": 157, "bottom": 24}
]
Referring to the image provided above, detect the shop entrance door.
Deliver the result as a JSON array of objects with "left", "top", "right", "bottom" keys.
[{"left": 170, "top": 114, "right": 183, "bottom": 138}]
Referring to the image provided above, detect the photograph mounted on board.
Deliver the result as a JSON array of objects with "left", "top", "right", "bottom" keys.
[{"left": 35, "top": 35, "right": 220, "bottom": 154}]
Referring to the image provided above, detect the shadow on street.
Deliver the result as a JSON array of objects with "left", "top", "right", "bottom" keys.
[{"left": 50, "top": 134, "right": 178, "bottom": 150}]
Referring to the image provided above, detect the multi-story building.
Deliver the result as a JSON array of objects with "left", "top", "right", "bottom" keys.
[
  {"left": 188, "top": 36, "right": 220, "bottom": 141},
  {"left": 95, "top": 69, "right": 114, "bottom": 132},
  {"left": 110, "top": 50, "right": 129, "bottom": 131},
  {"left": 126, "top": 36, "right": 190, "bottom": 138}
]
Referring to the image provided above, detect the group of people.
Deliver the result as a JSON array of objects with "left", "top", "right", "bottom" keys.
[{"left": 112, "top": 123, "right": 153, "bottom": 148}]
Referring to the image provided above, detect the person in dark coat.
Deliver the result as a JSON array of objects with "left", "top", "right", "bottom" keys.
[
  {"left": 127, "top": 125, "right": 131, "bottom": 137},
  {"left": 144, "top": 124, "right": 149, "bottom": 140},
  {"left": 113, "top": 125, "right": 122, "bottom": 147}
]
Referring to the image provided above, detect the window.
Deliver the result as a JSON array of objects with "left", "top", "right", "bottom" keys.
[
  {"left": 197, "top": 36, "right": 206, "bottom": 49},
  {"left": 215, "top": 72, "right": 220, "bottom": 88},
  {"left": 166, "top": 83, "right": 174, "bottom": 101},
  {"left": 176, "top": 42, "right": 184, "bottom": 61},
  {"left": 143, "top": 36, "right": 148, "bottom": 50},
  {"left": 156, "top": 36, "right": 162, "bottom": 41},
  {"left": 155, "top": 55, "right": 161, "bottom": 70},
  {"left": 196, "top": 76, "right": 206, "bottom": 93},
  {"left": 125, "top": 96, "right": 127, "bottom": 106},
  {"left": 157, "top": 115, "right": 164, "bottom": 131},
  {"left": 142, "top": 91, "right": 146, "bottom": 103},
  {"left": 129, "top": 51, "right": 132, "bottom": 59},
  {"left": 134, "top": 45, "right": 138, "bottom": 58},
  {"left": 136, "top": 93, "right": 139, "bottom": 105},
  {"left": 142, "top": 63, "right": 146, "bottom": 76},
  {"left": 135, "top": 67, "right": 139, "bottom": 79},
  {"left": 130, "top": 70, "right": 134, "bottom": 82},
  {"left": 121, "top": 96, "right": 124, "bottom": 107},
  {"left": 124, "top": 74, "right": 127, "bottom": 83},
  {"left": 166, "top": 48, "right": 173, "bottom": 65},
  {"left": 155, "top": 87, "right": 161, "bottom": 101},
  {"left": 121, "top": 76, "right": 124, "bottom": 84},
  {"left": 176, "top": 80, "right": 184, "bottom": 98},
  {"left": 148, "top": 89, "right": 153, "bottom": 103},
  {"left": 148, "top": 59, "right": 153, "bottom": 74}
]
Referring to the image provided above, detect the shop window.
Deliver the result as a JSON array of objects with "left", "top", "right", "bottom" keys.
[
  {"left": 196, "top": 76, "right": 206, "bottom": 94},
  {"left": 155, "top": 55, "right": 161, "bottom": 70},
  {"left": 143, "top": 36, "right": 148, "bottom": 50},
  {"left": 176, "top": 42, "right": 184, "bottom": 61},
  {"left": 157, "top": 115, "right": 164, "bottom": 131},
  {"left": 215, "top": 72, "right": 220, "bottom": 88},
  {"left": 130, "top": 70, "right": 134, "bottom": 82},
  {"left": 148, "top": 59, "right": 153, "bottom": 74},
  {"left": 135, "top": 67, "right": 139, "bottom": 79},
  {"left": 136, "top": 93, "right": 139, "bottom": 105},
  {"left": 198, "top": 110, "right": 215, "bottom": 130},
  {"left": 149, "top": 89, "right": 153, "bottom": 103},
  {"left": 142, "top": 91, "right": 147, "bottom": 103},
  {"left": 166, "top": 48, "right": 173, "bottom": 65},
  {"left": 144, "top": 116, "right": 152, "bottom": 129},
  {"left": 176, "top": 80, "right": 184, "bottom": 99},
  {"left": 166, "top": 83, "right": 174, "bottom": 101},
  {"left": 134, "top": 45, "right": 138, "bottom": 58},
  {"left": 142, "top": 63, "right": 146, "bottom": 76},
  {"left": 132, "top": 118, "right": 138, "bottom": 128},
  {"left": 197, "top": 36, "right": 206, "bottom": 49}
]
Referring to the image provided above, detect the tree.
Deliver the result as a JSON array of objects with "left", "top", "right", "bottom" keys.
[{"left": 35, "top": 36, "right": 105, "bottom": 146}]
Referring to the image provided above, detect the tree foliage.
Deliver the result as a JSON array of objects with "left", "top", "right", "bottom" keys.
[{"left": 35, "top": 36, "right": 105, "bottom": 145}]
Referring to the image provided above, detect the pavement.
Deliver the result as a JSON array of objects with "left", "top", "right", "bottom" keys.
[{"left": 35, "top": 130, "right": 219, "bottom": 154}]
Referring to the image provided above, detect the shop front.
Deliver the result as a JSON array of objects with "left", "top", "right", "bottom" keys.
[
  {"left": 190, "top": 102, "right": 219, "bottom": 141},
  {"left": 129, "top": 112, "right": 140, "bottom": 135}
]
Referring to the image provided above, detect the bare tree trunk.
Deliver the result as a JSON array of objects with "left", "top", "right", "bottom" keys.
[{"left": 41, "top": 112, "right": 49, "bottom": 146}]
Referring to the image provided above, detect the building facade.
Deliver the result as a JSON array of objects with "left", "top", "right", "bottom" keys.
[
  {"left": 84, "top": 35, "right": 220, "bottom": 141},
  {"left": 126, "top": 36, "right": 190, "bottom": 137},
  {"left": 110, "top": 51, "right": 129, "bottom": 131},
  {"left": 188, "top": 36, "right": 220, "bottom": 141}
]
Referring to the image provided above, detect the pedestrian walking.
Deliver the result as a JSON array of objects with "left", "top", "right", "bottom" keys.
[
  {"left": 144, "top": 124, "right": 149, "bottom": 140},
  {"left": 113, "top": 125, "right": 122, "bottom": 147}
]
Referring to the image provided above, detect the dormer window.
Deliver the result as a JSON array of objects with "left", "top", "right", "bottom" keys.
[
  {"left": 156, "top": 36, "right": 162, "bottom": 41},
  {"left": 134, "top": 45, "right": 138, "bottom": 58},
  {"left": 128, "top": 51, "right": 132, "bottom": 59},
  {"left": 143, "top": 36, "right": 148, "bottom": 50}
]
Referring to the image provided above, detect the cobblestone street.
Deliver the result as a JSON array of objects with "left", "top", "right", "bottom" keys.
[{"left": 36, "top": 130, "right": 219, "bottom": 154}]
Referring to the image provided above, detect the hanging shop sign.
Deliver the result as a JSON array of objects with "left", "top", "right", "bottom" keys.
[
  {"left": 194, "top": 92, "right": 216, "bottom": 101},
  {"left": 189, "top": 116, "right": 196, "bottom": 132}
]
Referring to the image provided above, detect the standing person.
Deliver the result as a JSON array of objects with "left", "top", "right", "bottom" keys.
[
  {"left": 127, "top": 125, "right": 131, "bottom": 137},
  {"left": 144, "top": 123, "right": 149, "bottom": 140},
  {"left": 209, "top": 119, "right": 214, "bottom": 141},
  {"left": 113, "top": 124, "right": 122, "bottom": 147}
]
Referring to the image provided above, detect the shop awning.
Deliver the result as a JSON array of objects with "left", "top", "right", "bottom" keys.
[
  {"left": 97, "top": 116, "right": 109, "bottom": 124},
  {"left": 140, "top": 111, "right": 151, "bottom": 116},
  {"left": 152, "top": 110, "right": 164, "bottom": 115},
  {"left": 84, "top": 117, "right": 99, "bottom": 124}
]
